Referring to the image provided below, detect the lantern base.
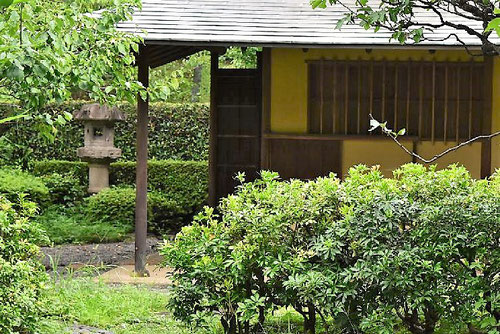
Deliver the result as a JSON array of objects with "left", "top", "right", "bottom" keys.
[{"left": 88, "top": 163, "right": 110, "bottom": 194}]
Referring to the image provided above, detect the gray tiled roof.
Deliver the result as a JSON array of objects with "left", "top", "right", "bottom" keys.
[{"left": 117, "top": 0, "right": 486, "bottom": 47}]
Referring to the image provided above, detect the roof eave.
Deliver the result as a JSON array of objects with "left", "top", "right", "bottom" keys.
[{"left": 141, "top": 38, "right": 483, "bottom": 51}]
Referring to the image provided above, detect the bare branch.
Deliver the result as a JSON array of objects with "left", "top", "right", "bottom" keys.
[
  {"left": 369, "top": 114, "right": 500, "bottom": 164},
  {"left": 422, "top": 33, "right": 484, "bottom": 57}
]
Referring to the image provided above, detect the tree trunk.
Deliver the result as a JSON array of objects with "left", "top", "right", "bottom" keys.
[
  {"left": 303, "top": 304, "right": 317, "bottom": 334},
  {"left": 191, "top": 65, "right": 202, "bottom": 102}
]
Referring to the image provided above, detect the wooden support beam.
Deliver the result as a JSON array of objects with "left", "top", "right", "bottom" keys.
[
  {"left": 135, "top": 45, "right": 150, "bottom": 277},
  {"left": 481, "top": 57, "right": 493, "bottom": 179},
  {"left": 260, "top": 48, "right": 271, "bottom": 169},
  {"left": 208, "top": 51, "right": 219, "bottom": 207}
]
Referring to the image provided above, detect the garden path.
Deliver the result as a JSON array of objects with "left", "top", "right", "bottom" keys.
[{"left": 41, "top": 236, "right": 163, "bottom": 275}]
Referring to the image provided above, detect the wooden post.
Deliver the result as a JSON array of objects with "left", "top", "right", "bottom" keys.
[
  {"left": 208, "top": 51, "right": 218, "bottom": 207},
  {"left": 135, "top": 44, "right": 150, "bottom": 276},
  {"left": 481, "top": 57, "right": 493, "bottom": 179},
  {"left": 260, "top": 48, "right": 271, "bottom": 170}
]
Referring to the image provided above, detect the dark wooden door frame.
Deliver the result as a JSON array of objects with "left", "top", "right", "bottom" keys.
[
  {"left": 209, "top": 51, "right": 263, "bottom": 206},
  {"left": 208, "top": 52, "right": 219, "bottom": 207}
]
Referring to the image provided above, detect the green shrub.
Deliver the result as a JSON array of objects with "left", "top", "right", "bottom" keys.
[
  {"left": 162, "top": 171, "right": 341, "bottom": 333},
  {"left": 33, "top": 159, "right": 208, "bottom": 209},
  {"left": 32, "top": 160, "right": 88, "bottom": 186},
  {"left": 0, "top": 168, "right": 50, "bottom": 206},
  {"left": 162, "top": 165, "right": 500, "bottom": 334},
  {"left": 84, "top": 187, "right": 137, "bottom": 230},
  {"left": 3, "top": 102, "right": 209, "bottom": 165},
  {"left": 40, "top": 172, "right": 85, "bottom": 204},
  {"left": 32, "top": 159, "right": 208, "bottom": 232},
  {"left": 0, "top": 196, "right": 48, "bottom": 333},
  {"left": 32, "top": 159, "right": 208, "bottom": 228}
]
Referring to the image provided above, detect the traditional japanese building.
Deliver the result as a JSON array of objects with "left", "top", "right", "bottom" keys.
[{"left": 116, "top": 0, "right": 500, "bottom": 273}]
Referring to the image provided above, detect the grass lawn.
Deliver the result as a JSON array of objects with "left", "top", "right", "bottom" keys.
[
  {"left": 40, "top": 277, "right": 328, "bottom": 334},
  {"left": 36, "top": 206, "right": 132, "bottom": 245},
  {"left": 41, "top": 278, "right": 214, "bottom": 334},
  {"left": 40, "top": 276, "right": 464, "bottom": 334}
]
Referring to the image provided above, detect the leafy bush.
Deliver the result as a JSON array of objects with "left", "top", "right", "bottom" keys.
[
  {"left": 162, "top": 171, "right": 341, "bottom": 333},
  {"left": 40, "top": 172, "right": 85, "bottom": 204},
  {"left": 2, "top": 102, "right": 209, "bottom": 166},
  {"left": 0, "top": 168, "right": 50, "bottom": 206},
  {"left": 84, "top": 187, "right": 137, "bottom": 230},
  {"left": 0, "top": 196, "right": 48, "bottom": 333},
  {"left": 321, "top": 164, "right": 500, "bottom": 334},
  {"left": 162, "top": 165, "right": 500, "bottom": 334}
]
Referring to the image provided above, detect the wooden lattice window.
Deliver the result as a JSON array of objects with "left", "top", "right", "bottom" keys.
[{"left": 308, "top": 60, "right": 487, "bottom": 141}]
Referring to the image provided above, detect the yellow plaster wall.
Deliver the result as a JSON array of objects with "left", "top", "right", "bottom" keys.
[
  {"left": 417, "top": 142, "right": 482, "bottom": 179},
  {"left": 270, "top": 48, "right": 494, "bottom": 178},
  {"left": 342, "top": 140, "right": 413, "bottom": 178}
]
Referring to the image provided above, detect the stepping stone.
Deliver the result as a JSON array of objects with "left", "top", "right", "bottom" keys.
[
  {"left": 95, "top": 264, "right": 173, "bottom": 286},
  {"left": 71, "top": 325, "right": 114, "bottom": 334}
]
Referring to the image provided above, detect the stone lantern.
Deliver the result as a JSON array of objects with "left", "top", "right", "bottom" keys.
[{"left": 74, "top": 104, "right": 126, "bottom": 193}]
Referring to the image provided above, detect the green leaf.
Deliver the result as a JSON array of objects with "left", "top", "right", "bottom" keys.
[
  {"left": 0, "top": 113, "right": 27, "bottom": 124},
  {"left": 486, "top": 17, "right": 500, "bottom": 36}
]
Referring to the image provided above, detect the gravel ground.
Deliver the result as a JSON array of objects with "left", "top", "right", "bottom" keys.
[{"left": 41, "top": 236, "right": 162, "bottom": 273}]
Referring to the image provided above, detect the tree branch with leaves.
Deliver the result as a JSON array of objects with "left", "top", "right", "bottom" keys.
[
  {"left": 312, "top": 0, "right": 500, "bottom": 55},
  {"left": 0, "top": 0, "right": 144, "bottom": 139}
]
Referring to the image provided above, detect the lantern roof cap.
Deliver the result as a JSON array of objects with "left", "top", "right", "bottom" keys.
[{"left": 74, "top": 104, "right": 126, "bottom": 122}]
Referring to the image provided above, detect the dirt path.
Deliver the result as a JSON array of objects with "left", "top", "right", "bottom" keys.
[{"left": 41, "top": 237, "right": 162, "bottom": 272}]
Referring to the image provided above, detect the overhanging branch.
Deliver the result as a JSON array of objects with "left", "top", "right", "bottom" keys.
[{"left": 369, "top": 114, "right": 500, "bottom": 164}]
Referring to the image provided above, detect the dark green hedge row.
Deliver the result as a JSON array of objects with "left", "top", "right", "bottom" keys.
[
  {"left": 110, "top": 160, "right": 208, "bottom": 209},
  {"left": 32, "top": 160, "right": 208, "bottom": 198},
  {"left": 1, "top": 102, "right": 209, "bottom": 167},
  {"left": 31, "top": 160, "right": 88, "bottom": 185}
]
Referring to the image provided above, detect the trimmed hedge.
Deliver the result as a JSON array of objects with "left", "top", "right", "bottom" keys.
[
  {"left": 32, "top": 160, "right": 88, "bottom": 185},
  {"left": 2, "top": 102, "right": 209, "bottom": 167},
  {"left": 33, "top": 160, "right": 208, "bottom": 199},
  {"left": 110, "top": 160, "right": 208, "bottom": 210}
]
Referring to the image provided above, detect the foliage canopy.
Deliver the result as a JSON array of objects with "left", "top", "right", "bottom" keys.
[
  {"left": 163, "top": 165, "right": 500, "bottom": 334},
  {"left": 0, "top": 0, "right": 142, "bottom": 138}
]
